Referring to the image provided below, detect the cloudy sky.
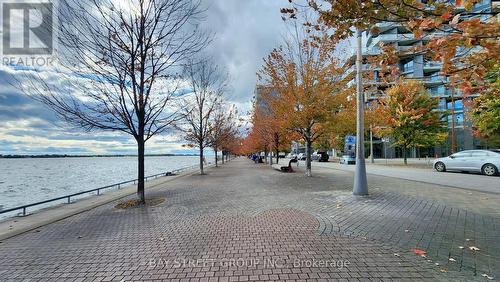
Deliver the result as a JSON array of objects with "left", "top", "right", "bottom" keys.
[{"left": 0, "top": 0, "right": 290, "bottom": 155}]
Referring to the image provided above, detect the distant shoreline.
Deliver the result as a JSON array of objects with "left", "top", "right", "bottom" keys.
[{"left": 0, "top": 154, "right": 199, "bottom": 159}]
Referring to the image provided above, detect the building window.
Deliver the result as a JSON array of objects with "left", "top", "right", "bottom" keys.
[
  {"left": 448, "top": 113, "right": 464, "bottom": 127},
  {"left": 447, "top": 99, "right": 463, "bottom": 110},
  {"left": 402, "top": 60, "right": 414, "bottom": 72},
  {"left": 429, "top": 85, "right": 446, "bottom": 96}
]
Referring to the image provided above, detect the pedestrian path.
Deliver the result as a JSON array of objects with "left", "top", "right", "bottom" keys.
[{"left": 0, "top": 158, "right": 497, "bottom": 281}]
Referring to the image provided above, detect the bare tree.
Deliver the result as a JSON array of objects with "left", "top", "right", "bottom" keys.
[
  {"left": 15, "top": 0, "right": 210, "bottom": 203},
  {"left": 180, "top": 58, "right": 229, "bottom": 174}
]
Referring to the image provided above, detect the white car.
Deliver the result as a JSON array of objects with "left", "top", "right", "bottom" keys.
[
  {"left": 297, "top": 153, "right": 307, "bottom": 160},
  {"left": 433, "top": 150, "right": 500, "bottom": 176}
]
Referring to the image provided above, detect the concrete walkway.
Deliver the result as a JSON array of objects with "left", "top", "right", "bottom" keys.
[{"left": 0, "top": 158, "right": 498, "bottom": 281}]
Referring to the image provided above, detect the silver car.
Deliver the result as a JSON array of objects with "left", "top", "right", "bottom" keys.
[
  {"left": 340, "top": 155, "right": 355, "bottom": 165},
  {"left": 433, "top": 150, "right": 500, "bottom": 176}
]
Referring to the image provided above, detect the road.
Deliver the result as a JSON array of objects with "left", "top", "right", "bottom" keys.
[{"left": 308, "top": 160, "right": 500, "bottom": 194}]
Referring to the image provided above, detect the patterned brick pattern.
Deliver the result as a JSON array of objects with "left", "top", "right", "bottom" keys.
[{"left": 0, "top": 158, "right": 496, "bottom": 281}]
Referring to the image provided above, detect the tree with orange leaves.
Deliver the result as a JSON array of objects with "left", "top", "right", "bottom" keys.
[
  {"left": 258, "top": 25, "right": 345, "bottom": 176},
  {"left": 374, "top": 80, "right": 448, "bottom": 165},
  {"left": 254, "top": 86, "right": 293, "bottom": 164},
  {"left": 323, "top": 86, "right": 382, "bottom": 153},
  {"left": 208, "top": 104, "right": 240, "bottom": 167},
  {"left": 283, "top": 0, "right": 498, "bottom": 93},
  {"left": 283, "top": 0, "right": 499, "bottom": 144}
]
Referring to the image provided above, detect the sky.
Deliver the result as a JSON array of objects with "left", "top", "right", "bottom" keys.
[{"left": 0, "top": 0, "right": 290, "bottom": 155}]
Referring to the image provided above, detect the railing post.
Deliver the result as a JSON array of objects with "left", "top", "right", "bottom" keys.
[
  {"left": 97, "top": 189, "right": 100, "bottom": 195},
  {"left": 67, "top": 196, "right": 71, "bottom": 204},
  {"left": 23, "top": 207, "right": 26, "bottom": 216}
]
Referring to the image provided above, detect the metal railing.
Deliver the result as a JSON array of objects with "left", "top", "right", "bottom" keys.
[{"left": 0, "top": 164, "right": 199, "bottom": 217}]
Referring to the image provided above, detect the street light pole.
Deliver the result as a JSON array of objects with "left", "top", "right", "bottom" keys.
[
  {"left": 353, "top": 28, "right": 368, "bottom": 196},
  {"left": 370, "top": 124, "right": 374, "bottom": 164}
]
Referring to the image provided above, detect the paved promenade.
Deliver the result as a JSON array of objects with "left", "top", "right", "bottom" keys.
[{"left": 0, "top": 158, "right": 498, "bottom": 281}]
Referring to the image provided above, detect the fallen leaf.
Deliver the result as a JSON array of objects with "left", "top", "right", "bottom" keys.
[
  {"left": 469, "top": 246, "right": 480, "bottom": 251},
  {"left": 405, "top": 229, "right": 410, "bottom": 233},
  {"left": 440, "top": 269, "right": 447, "bottom": 273},
  {"left": 458, "top": 246, "right": 464, "bottom": 249},
  {"left": 394, "top": 253, "right": 400, "bottom": 257},
  {"left": 449, "top": 258, "right": 456, "bottom": 262},
  {"left": 435, "top": 262, "right": 440, "bottom": 266},
  {"left": 411, "top": 248, "right": 427, "bottom": 255}
]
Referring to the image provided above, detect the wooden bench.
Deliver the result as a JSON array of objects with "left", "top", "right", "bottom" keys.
[{"left": 272, "top": 158, "right": 298, "bottom": 173}]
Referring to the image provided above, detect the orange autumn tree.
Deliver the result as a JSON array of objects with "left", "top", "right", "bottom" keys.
[
  {"left": 254, "top": 86, "right": 293, "bottom": 164},
  {"left": 283, "top": 0, "right": 499, "bottom": 141},
  {"left": 208, "top": 104, "right": 240, "bottom": 167},
  {"left": 324, "top": 87, "right": 383, "bottom": 153},
  {"left": 243, "top": 101, "right": 272, "bottom": 162},
  {"left": 258, "top": 30, "right": 344, "bottom": 176},
  {"left": 374, "top": 80, "right": 448, "bottom": 165}
]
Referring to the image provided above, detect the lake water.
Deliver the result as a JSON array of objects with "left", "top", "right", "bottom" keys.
[{"left": 0, "top": 156, "right": 199, "bottom": 217}]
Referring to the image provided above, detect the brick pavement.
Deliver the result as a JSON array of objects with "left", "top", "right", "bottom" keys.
[{"left": 0, "top": 158, "right": 497, "bottom": 281}]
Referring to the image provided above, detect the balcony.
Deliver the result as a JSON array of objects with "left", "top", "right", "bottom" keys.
[
  {"left": 342, "top": 64, "right": 373, "bottom": 80},
  {"left": 367, "top": 33, "right": 417, "bottom": 47},
  {"left": 422, "top": 75, "right": 447, "bottom": 85},
  {"left": 423, "top": 61, "right": 442, "bottom": 70}
]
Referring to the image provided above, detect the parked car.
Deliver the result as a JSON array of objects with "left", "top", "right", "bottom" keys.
[
  {"left": 312, "top": 151, "right": 329, "bottom": 162},
  {"left": 339, "top": 155, "right": 355, "bottom": 165},
  {"left": 297, "top": 153, "right": 307, "bottom": 160},
  {"left": 433, "top": 150, "right": 500, "bottom": 176}
]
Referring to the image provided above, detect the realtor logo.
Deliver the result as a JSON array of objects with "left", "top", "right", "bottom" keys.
[{"left": 1, "top": 0, "right": 56, "bottom": 66}]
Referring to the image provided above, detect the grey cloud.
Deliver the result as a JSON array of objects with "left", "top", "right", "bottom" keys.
[
  {"left": 0, "top": 70, "right": 59, "bottom": 123},
  {"left": 202, "top": 0, "right": 286, "bottom": 106},
  {"left": 0, "top": 1, "right": 286, "bottom": 154}
]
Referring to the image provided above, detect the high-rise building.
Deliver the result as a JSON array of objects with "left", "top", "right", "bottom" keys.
[{"left": 343, "top": 0, "right": 499, "bottom": 158}]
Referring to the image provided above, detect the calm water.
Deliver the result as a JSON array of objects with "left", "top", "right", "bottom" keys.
[{"left": 0, "top": 156, "right": 199, "bottom": 216}]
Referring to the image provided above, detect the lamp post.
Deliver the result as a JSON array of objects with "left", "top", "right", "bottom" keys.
[
  {"left": 353, "top": 28, "right": 368, "bottom": 196},
  {"left": 370, "top": 124, "right": 374, "bottom": 164}
]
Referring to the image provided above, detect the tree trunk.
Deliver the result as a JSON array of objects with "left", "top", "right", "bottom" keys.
[
  {"left": 274, "top": 133, "right": 280, "bottom": 164},
  {"left": 221, "top": 151, "right": 225, "bottom": 164},
  {"left": 214, "top": 147, "right": 218, "bottom": 167},
  {"left": 137, "top": 137, "right": 145, "bottom": 204},
  {"left": 306, "top": 138, "right": 312, "bottom": 177},
  {"left": 199, "top": 146, "right": 204, "bottom": 175},
  {"left": 403, "top": 147, "right": 408, "bottom": 165}
]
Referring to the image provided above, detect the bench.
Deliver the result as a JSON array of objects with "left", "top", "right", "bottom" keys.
[{"left": 272, "top": 158, "right": 298, "bottom": 173}]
